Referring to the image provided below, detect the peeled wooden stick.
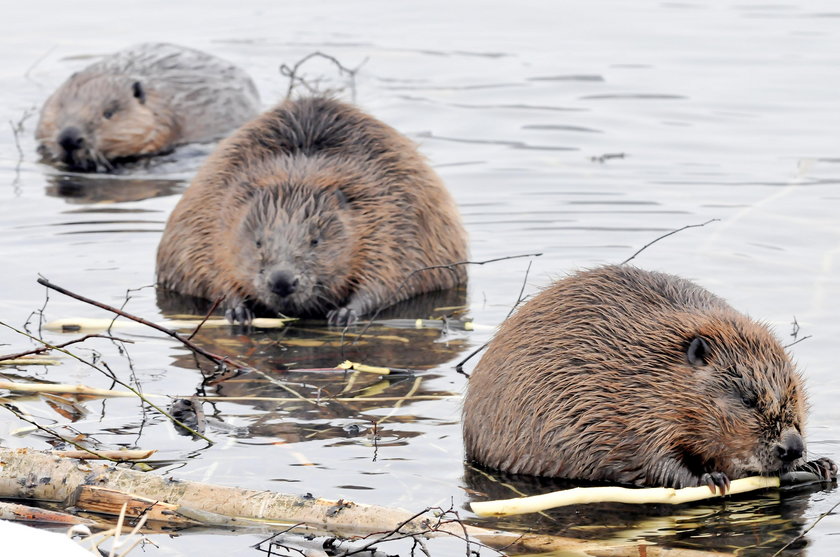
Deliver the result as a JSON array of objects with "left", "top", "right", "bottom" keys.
[
  {"left": 470, "top": 476, "right": 780, "bottom": 517},
  {"left": 0, "top": 380, "right": 153, "bottom": 398}
]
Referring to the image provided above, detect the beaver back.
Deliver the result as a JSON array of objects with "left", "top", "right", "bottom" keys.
[{"left": 463, "top": 265, "right": 808, "bottom": 488}]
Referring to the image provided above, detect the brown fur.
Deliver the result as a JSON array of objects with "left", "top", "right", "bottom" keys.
[
  {"left": 36, "top": 43, "right": 259, "bottom": 172},
  {"left": 463, "top": 265, "right": 834, "bottom": 488},
  {"left": 156, "top": 97, "right": 468, "bottom": 324}
]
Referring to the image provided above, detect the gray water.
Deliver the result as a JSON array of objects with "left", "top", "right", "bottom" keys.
[{"left": 1, "top": 1, "right": 839, "bottom": 555}]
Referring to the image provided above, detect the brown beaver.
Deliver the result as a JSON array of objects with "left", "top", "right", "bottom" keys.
[
  {"left": 463, "top": 265, "right": 836, "bottom": 491},
  {"left": 156, "top": 97, "right": 468, "bottom": 325},
  {"left": 35, "top": 43, "right": 260, "bottom": 172}
]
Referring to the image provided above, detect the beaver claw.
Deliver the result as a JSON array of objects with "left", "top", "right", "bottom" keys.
[
  {"left": 700, "top": 472, "right": 731, "bottom": 494},
  {"left": 799, "top": 457, "right": 838, "bottom": 481},
  {"left": 225, "top": 303, "right": 254, "bottom": 326},
  {"left": 327, "top": 307, "right": 359, "bottom": 327}
]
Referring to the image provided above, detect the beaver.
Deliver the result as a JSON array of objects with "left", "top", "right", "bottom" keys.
[
  {"left": 463, "top": 265, "right": 836, "bottom": 491},
  {"left": 156, "top": 97, "right": 468, "bottom": 325},
  {"left": 35, "top": 43, "right": 260, "bottom": 172}
]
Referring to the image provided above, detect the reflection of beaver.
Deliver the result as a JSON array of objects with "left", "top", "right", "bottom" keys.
[
  {"left": 156, "top": 97, "right": 468, "bottom": 325},
  {"left": 36, "top": 43, "right": 260, "bottom": 172},
  {"left": 463, "top": 265, "right": 836, "bottom": 491}
]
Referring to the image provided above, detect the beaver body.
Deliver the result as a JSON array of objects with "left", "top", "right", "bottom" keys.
[
  {"left": 156, "top": 97, "right": 468, "bottom": 325},
  {"left": 36, "top": 43, "right": 260, "bottom": 172},
  {"left": 463, "top": 265, "right": 835, "bottom": 489}
]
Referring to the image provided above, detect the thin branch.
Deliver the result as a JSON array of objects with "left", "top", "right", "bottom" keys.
[
  {"left": 187, "top": 296, "right": 225, "bottom": 341},
  {"left": 620, "top": 218, "right": 719, "bottom": 265},
  {"left": 0, "top": 320, "right": 212, "bottom": 443},
  {"left": 0, "top": 333, "right": 133, "bottom": 362},
  {"left": 784, "top": 335, "right": 812, "bottom": 350},
  {"left": 771, "top": 498, "right": 840, "bottom": 557},
  {"left": 280, "top": 51, "right": 368, "bottom": 102},
  {"left": 36, "top": 277, "right": 243, "bottom": 370},
  {"left": 1, "top": 404, "right": 117, "bottom": 462},
  {"left": 456, "top": 259, "right": 534, "bottom": 376}
]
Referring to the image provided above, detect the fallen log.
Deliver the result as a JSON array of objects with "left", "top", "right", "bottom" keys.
[{"left": 0, "top": 448, "right": 726, "bottom": 556}]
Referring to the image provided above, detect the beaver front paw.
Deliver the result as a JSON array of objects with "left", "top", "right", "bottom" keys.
[
  {"left": 799, "top": 457, "right": 838, "bottom": 481},
  {"left": 700, "top": 472, "right": 731, "bottom": 494},
  {"left": 327, "top": 307, "right": 359, "bottom": 327},
  {"left": 224, "top": 301, "right": 255, "bottom": 326}
]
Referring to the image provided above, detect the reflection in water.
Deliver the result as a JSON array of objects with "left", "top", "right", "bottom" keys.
[
  {"left": 159, "top": 286, "right": 468, "bottom": 444},
  {"left": 463, "top": 465, "right": 828, "bottom": 555},
  {"left": 45, "top": 173, "right": 185, "bottom": 204}
]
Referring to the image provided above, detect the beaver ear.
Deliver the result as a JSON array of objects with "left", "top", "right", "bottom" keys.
[
  {"left": 132, "top": 81, "right": 146, "bottom": 104},
  {"left": 687, "top": 336, "right": 711, "bottom": 367},
  {"left": 334, "top": 189, "right": 349, "bottom": 209}
]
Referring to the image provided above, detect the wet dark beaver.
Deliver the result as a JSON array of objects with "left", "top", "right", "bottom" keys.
[
  {"left": 156, "top": 97, "right": 468, "bottom": 325},
  {"left": 35, "top": 43, "right": 260, "bottom": 172},
  {"left": 463, "top": 265, "right": 835, "bottom": 490}
]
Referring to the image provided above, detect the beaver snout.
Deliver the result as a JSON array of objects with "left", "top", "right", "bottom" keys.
[
  {"left": 268, "top": 270, "right": 299, "bottom": 298},
  {"left": 775, "top": 431, "right": 805, "bottom": 464},
  {"left": 58, "top": 126, "right": 85, "bottom": 155}
]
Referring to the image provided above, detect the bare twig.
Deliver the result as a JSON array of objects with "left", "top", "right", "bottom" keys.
[
  {"left": 280, "top": 51, "right": 368, "bottom": 102},
  {"left": 0, "top": 333, "right": 133, "bottom": 362},
  {"left": 771, "top": 498, "right": 840, "bottom": 557},
  {"left": 107, "top": 284, "right": 156, "bottom": 337},
  {"left": 0, "top": 320, "right": 212, "bottom": 443},
  {"left": 37, "top": 277, "right": 243, "bottom": 370},
  {"left": 9, "top": 107, "right": 35, "bottom": 189},
  {"left": 24, "top": 45, "right": 56, "bottom": 83},
  {"left": 23, "top": 283, "right": 49, "bottom": 337},
  {"left": 456, "top": 259, "right": 535, "bottom": 376},
  {"left": 1, "top": 404, "right": 117, "bottom": 462},
  {"left": 784, "top": 335, "right": 812, "bottom": 350},
  {"left": 187, "top": 296, "right": 225, "bottom": 341},
  {"left": 620, "top": 219, "right": 719, "bottom": 265}
]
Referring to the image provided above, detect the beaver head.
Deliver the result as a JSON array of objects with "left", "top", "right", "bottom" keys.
[
  {"left": 36, "top": 74, "right": 178, "bottom": 172},
  {"left": 230, "top": 179, "right": 354, "bottom": 316},
  {"left": 662, "top": 311, "right": 808, "bottom": 483}
]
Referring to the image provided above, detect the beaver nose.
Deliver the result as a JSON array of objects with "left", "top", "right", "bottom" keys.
[
  {"left": 268, "top": 271, "right": 299, "bottom": 298},
  {"left": 58, "top": 127, "right": 85, "bottom": 153},
  {"left": 776, "top": 433, "right": 805, "bottom": 463}
]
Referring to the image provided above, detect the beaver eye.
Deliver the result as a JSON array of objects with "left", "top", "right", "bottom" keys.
[
  {"left": 733, "top": 386, "right": 758, "bottom": 409},
  {"left": 103, "top": 110, "right": 114, "bottom": 120},
  {"left": 310, "top": 236, "right": 320, "bottom": 247},
  {"left": 255, "top": 239, "right": 262, "bottom": 249}
]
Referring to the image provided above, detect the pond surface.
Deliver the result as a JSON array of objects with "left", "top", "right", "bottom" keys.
[{"left": 1, "top": 1, "right": 839, "bottom": 555}]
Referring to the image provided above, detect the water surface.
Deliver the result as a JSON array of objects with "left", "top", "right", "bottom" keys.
[{"left": 1, "top": 1, "right": 839, "bottom": 555}]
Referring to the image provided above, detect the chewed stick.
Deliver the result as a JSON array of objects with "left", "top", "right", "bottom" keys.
[{"left": 470, "top": 476, "right": 779, "bottom": 517}]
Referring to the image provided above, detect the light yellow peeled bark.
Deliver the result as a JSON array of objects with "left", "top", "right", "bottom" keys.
[{"left": 470, "top": 476, "right": 780, "bottom": 516}]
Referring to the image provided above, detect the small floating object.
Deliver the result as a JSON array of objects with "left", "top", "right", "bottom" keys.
[{"left": 337, "top": 360, "right": 414, "bottom": 375}]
